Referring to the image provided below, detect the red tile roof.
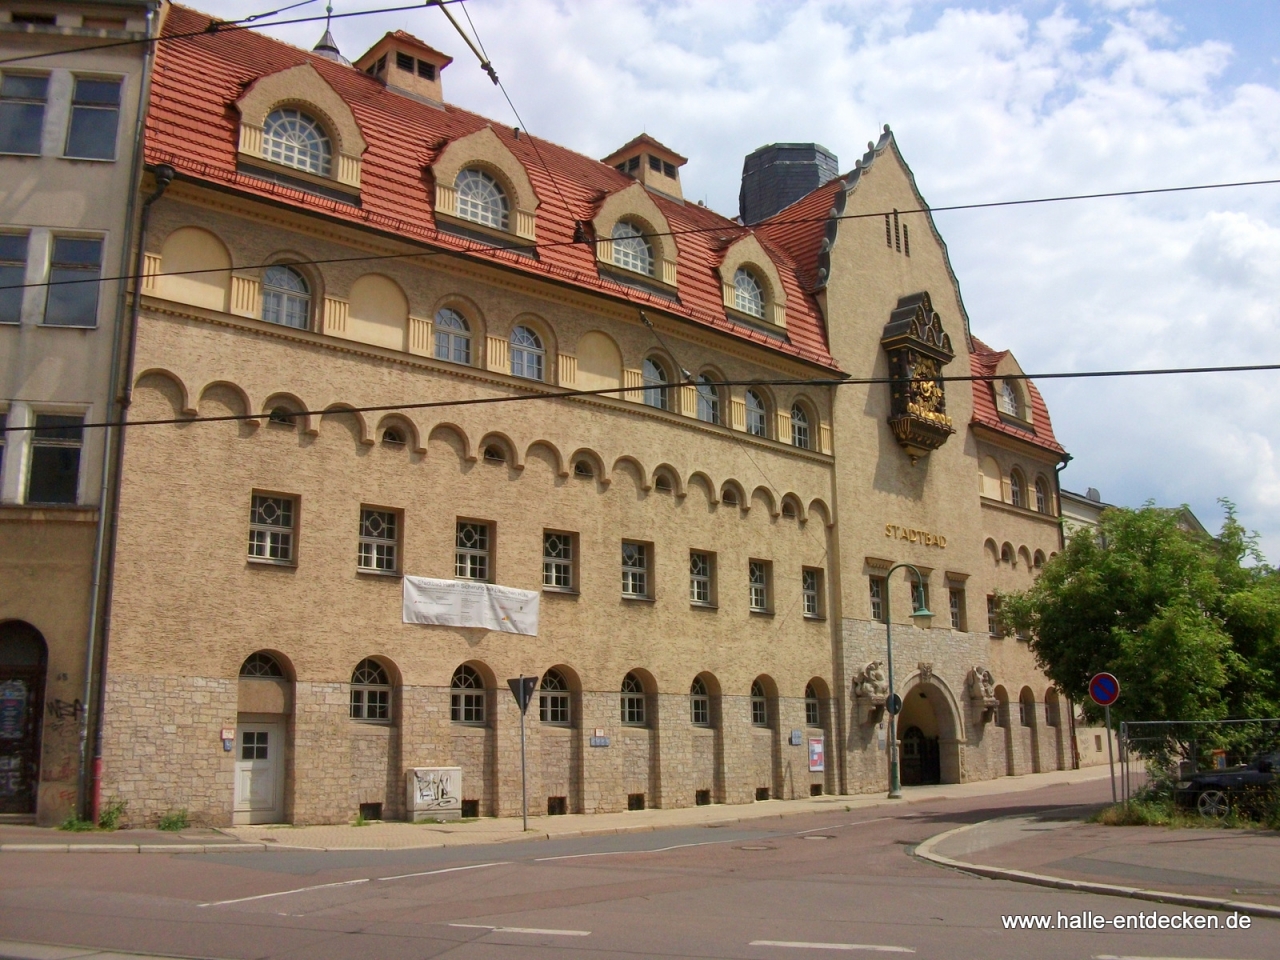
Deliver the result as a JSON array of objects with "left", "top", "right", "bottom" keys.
[
  {"left": 752, "top": 177, "right": 844, "bottom": 290},
  {"left": 969, "top": 338, "right": 1065, "bottom": 457},
  {"left": 145, "top": 6, "right": 838, "bottom": 370}
]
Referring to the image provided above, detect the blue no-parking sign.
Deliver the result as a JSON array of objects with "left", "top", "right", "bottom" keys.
[{"left": 1089, "top": 672, "right": 1120, "bottom": 707}]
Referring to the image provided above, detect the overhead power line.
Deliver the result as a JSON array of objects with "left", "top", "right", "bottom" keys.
[
  {"left": 3, "top": 175, "right": 1279, "bottom": 295},
  {"left": 4, "top": 362, "right": 1278, "bottom": 435}
]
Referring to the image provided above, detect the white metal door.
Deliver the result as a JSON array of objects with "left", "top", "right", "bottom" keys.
[{"left": 233, "top": 721, "right": 283, "bottom": 824}]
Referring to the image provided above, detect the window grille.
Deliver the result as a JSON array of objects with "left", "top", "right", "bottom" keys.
[
  {"left": 455, "top": 521, "right": 490, "bottom": 581},
  {"left": 611, "top": 220, "right": 653, "bottom": 276},
  {"left": 750, "top": 679, "right": 768, "bottom": 726},
  {"left": 44, "top": 237, "right": 102, "bottom": 327},
  {"left": 262, "top": 108, "right": 331, "bottom": 175},
  {"left": 261, "top": 265, "right": 310, "bottom": 329},
  {"left": 358, "top": 508, "right": 398, "bottom": 573},
  {"left": 450, "top": 664, "right": 485, "bottom": 723},
  {"left": 733, "top": 268, "right": 765, "bottom": 318},
  {"left": 248, "top": 494, "right": 294, "bottom": 563},
  {"left": 0, "top": 73, "right": 47, "bottom": 155},
  {"left": 690, "top": 676, "right": 710, "bottom": 726},
  {"left": 539, "top": 669, "right": 570, "bottom": 724},
  {"left": 543, "top": 532, "right": 573, "bottom": 589},
  {"left": 434, "top": 307, "right": 471, "bottom": 364},
  {"left": 350, "top": 658, "right": 391, "bottom": 721},
  {"left": 690, "top": 551, "right": 712, "bottom": 605},
  {"left": 510, "top": 325, "right": 544, "bottom": 381},
  {"left": 621, "top": 542, "right": 647, "bottom": 598},
  {"left": 65, "top": 76, "right": 121, "bottom": 160},
  {"left": 745, "top": 389, "right": 767, "bottom": 437},
  {"left": 455, "top": 168, "right": 509, "bottom": 230},
  {"left": 620, "top": 672, "right": 645, "bottom": 725},
  {"left": 0, "top": 233, "right": 28, "bottom": 323}
]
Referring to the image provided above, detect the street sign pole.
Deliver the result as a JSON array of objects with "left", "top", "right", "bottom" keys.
[
  {"left": 1088, "top": 672, "right": 1121, "bottom": 805},
  {"left": 1105, "top": 703, "right": 1115, "bottom": 803},
  {"left": 507, "top": 675, "right": 537, "bottom": 832}
]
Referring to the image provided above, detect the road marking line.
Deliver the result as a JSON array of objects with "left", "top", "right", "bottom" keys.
[
  {"left": 796, "top": 817, "right": 893, "bottom": 835},
  {"left": 378, "top": 861, "right": 507, "bottom": 881},
  {"left": 199, "top": 878, "right": 369, "bottom": 907},
  {"left": 1094, "top": 956, "right": 1252, "bottom": 960},
  {"left": 751, "top": 941, "right": 915, "bottom": 953},
  {"left": 450, "top": 923, "right": 590, "bottom": 936}
]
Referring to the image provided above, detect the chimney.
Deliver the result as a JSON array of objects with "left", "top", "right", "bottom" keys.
[
  {"left": 354, "top": 31, "right": 453, "bottom": 106},
  {"left": 601, "top": 134, "right": 687, "bottom": 201},
  {"left": 739, "top": 143, "right": 839, "bottom": 223}
]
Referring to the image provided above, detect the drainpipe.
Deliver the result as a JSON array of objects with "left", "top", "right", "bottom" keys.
[
  {"left": 76, "top": 3, "right": 163, "bottom": 822},
  {"left": 81, "top": 160, "right": 174, "bottom": 822},
  {"left": 1053, "top": 453, "right": 1079, "bottom": 770}
]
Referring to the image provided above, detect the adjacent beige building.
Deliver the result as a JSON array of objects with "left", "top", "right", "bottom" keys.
[
  {"left": 82, "top": 4, "right": 1104, "bottom": 827},
  {"left": 0, "top": 0, "right": 159, "bottom": 824}
]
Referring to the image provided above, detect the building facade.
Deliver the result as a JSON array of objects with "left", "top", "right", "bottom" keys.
[
  {"left": 89, "top": 4, "right": 1101, "bottom": 827},
  {"left": 0, "top": 0, "right": 159, "bottom": 824}
]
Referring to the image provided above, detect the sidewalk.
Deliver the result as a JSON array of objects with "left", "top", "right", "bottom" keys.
[
  {"left": 918, "top": 811, "right": 1280, "bottom": 919},
  {"left": 0, "top": 766, "right": 1109, "bottom": 852}
]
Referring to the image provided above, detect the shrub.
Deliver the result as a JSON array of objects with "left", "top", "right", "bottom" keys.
[
  {"left": 157, "top": 809, "right": 189, "bottom": 832},
  {"left": 58, "top": 815, "right": 96, "bottom": 832},
  {"left": 97, "top": 799, "right": 127, "bottom": 831}
]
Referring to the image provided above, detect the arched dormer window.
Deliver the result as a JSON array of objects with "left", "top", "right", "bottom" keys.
[
  {"left": 455, "top": 168, "right": 509, "bottom": 230},
  {"left": 612, "top": 220, "right": 654, "bottom": 276},
  {"left": 695, "top": 374, "right": 720, "bottom": 424},
  {"left": 1010, "top": 469, "right": 1026, "bottom": 508},
  {"left": 745, "top": 389, "right": 767, "bottom": 437},
  {"left": 642, "top": 357, "right": 669, "bottom": 410},
  {"left": 434, "top": 307, "right": 471, "bottom": 365},
  {"left": 263, "top": 108, "right": 332, "bottom": 176},
  {"left": 349, "top": 658, "right": 391, "bottom": 721},
  {"left": 790, "top": 403, "right": 810, "bottom": 449},
  {"left": 733, "top": 268, "right": 765, "bottom": 319},
  {"left": 261, "top": 265, "right": 310, "bottom": 329},
  {"left": 998, "top": 380, "right": 1019, "bottom": 417},
  {"left": 510, "top": 325, "right": 544, "bottom": 381}
]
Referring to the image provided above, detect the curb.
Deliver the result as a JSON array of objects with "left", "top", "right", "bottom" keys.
[
  {"left": 0, "top": 842, "right": 267, "bottom": 854},
  {"left": 914, "top": 818, "right": 1280, "bottom": 921}
]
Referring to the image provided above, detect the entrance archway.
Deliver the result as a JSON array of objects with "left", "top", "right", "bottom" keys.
[
  {"left": 896, "top": 677, "right": 962, "bottom": 785},
  {"left": 0, "top": 622, "right": 48, "bottom": 816},
  {"left": 235, "top": 650, "right": 294, "bottom": 824}
]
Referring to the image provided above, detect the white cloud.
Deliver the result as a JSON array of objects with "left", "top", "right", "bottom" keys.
[{"left": 200, "top": 0, "right": 1280, "bottom": 555}]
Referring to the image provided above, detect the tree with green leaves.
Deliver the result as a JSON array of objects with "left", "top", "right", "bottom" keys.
[{"left": 1001, "top": 501, "right": 1280, "bottom": 731}]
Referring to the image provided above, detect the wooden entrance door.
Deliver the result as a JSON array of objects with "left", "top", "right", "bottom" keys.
[{"left": 233, "top": 721, "right": 284, "bottom": 824}]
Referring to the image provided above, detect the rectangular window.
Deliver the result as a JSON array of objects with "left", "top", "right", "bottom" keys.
[
  {"left": 0, "top": 73, "right": 47, "bottom": 155},
  {"left": 542, "top": 531, "right": 575, "bottom": 591},
  {"left": 64, "top": 76, "right": 121, "bottom": 160},
  {"left": 357, "top": 507, "right": 399, "bottom": 573},
  {"left": 690, "top": 690, "right": 709, "bottom": 726},
  {"left": 987, "top": 595, "right": 1001, "bottom": 636},
  {"left": 805, "top": 695, "right": 820, "bottom": 727},
  {"left": 621, "top": 541, "right": 648, "bottom": 598},
  {"left": 396, "top": 51, "right": 415, "bottom": 71},
  {"left": 248, "top": 493, "right": 296, "bottom": 563},
  {"left": 539, "top": 687, "right": 570, "bottom": 725},
  {"left": 869, "top": 576, "right": 885, "bottom": 622},
  {"left": 949, "top": 587, "right": 965, "bottom": 631},
  {"left": 26, "top": 414, "right": 83, "bottom": 504},
  {"left": 455, "top": 521, "right": 490, "bottom": 581},
  {"left": 910, "top": 578, "right": 929, "bottom": 615},
  {"left": 802, "top": 568, "right": 824, "bottom": 619},
  {"left": 44, "top": 236, "right": 102, "bottom": 327},
  {"left": 749, "top": 559, "right": 771, "bottom": 613},
  {"left": 0, "top": 233, "right": 27, "bottom": 323},
  {"left": 689, "top": 550, "right": 714, "bottom": 606}
]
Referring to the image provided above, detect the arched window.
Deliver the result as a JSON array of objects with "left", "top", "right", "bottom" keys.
[
  {"left": 695, "top": 374, "right": 720, "bottom": 424},
  {"left": 745, "top": 389, "right": 767, "bottom": 437},
  {"left": 1010, "top": 469, "right": 1025, "bottom": 508},
  {"left": 450, "top": 664, "right": 486, "bottom": 723},
  {"left": 381, "top": 426, "right": 405, "bottom": 446},
  {"left": 804, "top": 682, "right": 820, "bottom": 727},
  {"left": 620, "top": 672, "right": 645, "bottom": 725},
  {"left": 642, "top": 357, "right": 669, "bottom": 409},
  {"left": 790, "top": 403, "right": 810, "bottom": 449},
  {"left": 267, "top": 407, "right": 296, "bottom": 426},
  {"left": 455, "top": 168, "right": 509, "bottom": 230},
  {"left": 1000, "top": 543, "right": 1014, "bottom": 565},
  {"left": 1034, "top": 477, "right": 1049, "bottom": 514},
  {"left": 261, "top": 265, "right": 310, "bottom": 329},
  {"left": 262, "top": 108, "right": 331, "bottom": 175},
  {"left": 434, "top": 307, "right": 471, "bottom": 365},
  {"left": 750, "top": 679, "right": 768, "bottom": 727},
  {"left": 733, "top": 268, "right": 765, "bottom": 319},
  {"left": 510, "top": 325, "right": 544, "bottom": 381},
  {"left": 690, "top": 676, "right": 710, "bottom": 726},
  {"left": 239, "top": 651, "right": 283, "bottom": 677},
  {"left": 350, "top": 658, "right": 390, "bottom": 721},
  {"left": 539, "top": 669, "right": 570, "bottom": 725},
  {"left": 999, "top": 380, "right": 1019, "bottom": 417},
  {"left": 573, "top": 459, "right": 594, "bottom": 479},
  {"left": 611, "top": 220, "right": 653, "bottom": 276}
]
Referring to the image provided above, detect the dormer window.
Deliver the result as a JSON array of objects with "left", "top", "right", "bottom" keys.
[
  {"left": 998, "top": 380, "right": 1019, "bottom": 417},
  {"left": 612, "top": 220, "right": 653, "bottom": 276},
  {"left": 262, "top": 108, "right": 331, "bottom": 176},
  {"left": 455, "top": 168, "right": 509, "bottom": 230},
  {"left": 733, "top": 268, "right": 765, "bottom": 319}
]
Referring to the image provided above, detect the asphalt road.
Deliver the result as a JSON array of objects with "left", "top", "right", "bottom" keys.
[{"left": 3, "top": 777, "right": 1276, "bottom": 960}]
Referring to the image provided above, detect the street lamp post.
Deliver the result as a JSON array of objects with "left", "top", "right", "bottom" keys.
[{"left": 884, "top": 562, "right": 933, "bottom": 799}]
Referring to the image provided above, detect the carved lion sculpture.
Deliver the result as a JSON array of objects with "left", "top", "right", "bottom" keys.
[{"left": 854, "top": 660, "right": 889, "bottom": 700}]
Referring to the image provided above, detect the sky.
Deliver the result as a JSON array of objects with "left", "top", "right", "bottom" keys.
[{"left": 200, "top": 0, "right": 1280, "bottom": 559}]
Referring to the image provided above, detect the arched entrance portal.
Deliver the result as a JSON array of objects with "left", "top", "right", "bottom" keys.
[
  {"left": 0, "top": 622, "right": 48, "bottom": 815},
  {"left": 896, "top": 678, "right": 962, "bottom": 786}
]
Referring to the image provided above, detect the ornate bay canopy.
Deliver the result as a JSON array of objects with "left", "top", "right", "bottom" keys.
[{"left": 881, "top": 291, "right": 955, "bottom": 463}]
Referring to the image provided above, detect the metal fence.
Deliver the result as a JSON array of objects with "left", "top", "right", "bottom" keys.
[{"left": 1117, "top": 718, "right": 1280, "bottom": 803}]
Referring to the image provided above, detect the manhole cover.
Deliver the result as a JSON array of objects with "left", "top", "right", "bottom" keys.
[{"left": 738, "top": 844, "right": 775, "bottom": 851}]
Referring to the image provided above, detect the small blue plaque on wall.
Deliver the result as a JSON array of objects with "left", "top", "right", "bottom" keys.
[
  {"left": 789, "top": 729, "right": 803, "bottom": 746},
  {"left": 590, "top": 735, "right": 610, "bottom": 747}
]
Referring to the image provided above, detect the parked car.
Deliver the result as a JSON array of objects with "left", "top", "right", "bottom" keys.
[{"left": 1174, "top": 752, "right": 1277, "bottom": 817}]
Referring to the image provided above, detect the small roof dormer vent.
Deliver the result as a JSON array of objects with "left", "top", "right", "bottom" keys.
[
  {"left": 354, "top": 30, "right": 453, "bottom": 106},
  {"left": 601, "top": 134, "right": 687, "bottom": 202}
]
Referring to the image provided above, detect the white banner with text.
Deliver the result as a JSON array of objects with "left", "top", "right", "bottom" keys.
[{"left": 402, "top": 576, "right": 540, "bottom": 636}]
